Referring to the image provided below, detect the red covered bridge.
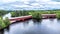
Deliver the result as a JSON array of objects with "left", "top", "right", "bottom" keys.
[
  {"left": 9, "top": 14, "right": 56, "bottom": 23},
  {"left": 41, "top": 14, "right": 56, "bottom": 19},
  {"left": 9, "top": 15, "right": 32, "bottom": 23}
]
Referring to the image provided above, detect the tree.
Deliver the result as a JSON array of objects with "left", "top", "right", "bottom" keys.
[
  {"left": 56, "top": 13, "right": 60, "bottom": 19},
  {"left": 0, "top": 17, "right": 6, "bottom": 29},
  {"left": 32, "top": 12, "right": 42, "bottom": 20},
  {"left": 4, "top": 17, "right": 10, "bottom": 26},
  {"left": 11, "top": 12, "right": 17, "bottom": 17}
]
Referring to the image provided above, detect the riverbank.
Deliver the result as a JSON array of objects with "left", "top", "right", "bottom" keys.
[{"left": 0, "top": 10, "right": 60, "bottom": 31}]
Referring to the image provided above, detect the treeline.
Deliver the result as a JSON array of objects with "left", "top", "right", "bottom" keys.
[
  {"left": 10, "top": 10, "right": 30, "bottom": 17},
  {"left": 0, "top": 10, "right": 10, "bottom": 16},
  {"left": 0, "top": 10, "right": 60, "bottom": 19},
  {"left": 10, "top": 10, "right": 60, "bottom": 19}
]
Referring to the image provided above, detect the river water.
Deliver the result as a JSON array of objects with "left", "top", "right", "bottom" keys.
[
  {"left": 52, "top": 0, "right": 60, "bottom": 2},
  {"left": 4, "top": 19, "right": 60, "bottom": 34}
]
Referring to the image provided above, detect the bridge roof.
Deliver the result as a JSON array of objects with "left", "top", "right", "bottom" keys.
[{"left": 41, "top": 14, "right": 56, "bottom": 15}]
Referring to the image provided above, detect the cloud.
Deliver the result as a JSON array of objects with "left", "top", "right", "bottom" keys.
[
  {"left": 0, "top": 0, "right": 19, "bottom": 3},
  {"left": 0, "top": 0, "right": 60, "bottom": 10},
  {"left": 31, "top": 3, "right": 40, "bottom": 6},
  {"left": 0, "top": 7, "right": 5, "bottom": 9},
  {"left": 10, "top": 4, "right": 32, "bottom": 8}
]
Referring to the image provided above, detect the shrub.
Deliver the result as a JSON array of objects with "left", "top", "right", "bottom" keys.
[
  {"left": 4, "top": 17, "right": 10, "bottom": 26},
  {"left": 56, "top": 13, "right": 60, "bottom": 19},
  {"left": 0, "top": 17, "right": 10, "bottom": 29},
  {"left": 32, "top": 12, "right": 42, "bottom": 20},
  {"left": 0, "top": 17, "right": 6, "bottom": 29}
]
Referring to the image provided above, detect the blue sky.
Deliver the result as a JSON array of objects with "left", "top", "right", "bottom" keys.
[{"left": 0, "top": 0, "right": 60, "bottom": 10}]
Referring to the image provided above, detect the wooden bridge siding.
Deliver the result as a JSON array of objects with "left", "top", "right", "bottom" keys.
[
  {"left": 9, "top": 15, "right": 32, "bottom": 23},
  {"left": 10, "top": 19, "right": 16, "bottom": 21},
  {"left": 42, "top": 14, "right": 56, "bottom": 19}
]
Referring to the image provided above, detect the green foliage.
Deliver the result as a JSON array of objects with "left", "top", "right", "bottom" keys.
[
  {"left": 1, "top": 10, "right": 60, "bottom": 20},
  {"left": 22, "top": 10, "right": 30, "bottom": 16},
  {"left": 0, "top": 17, "right": 6, "bottom": 29},
  {"left": 10, "top": 10, "right": 60, "bottom": 19},
  {"left": 56, "top": 13, "right": 60, "bottom": 19},
  {"left": 11, "top": 12, "right": 18, "bottom": 17},
  {"left": 31, "top": 12, "right": 42, "bottom": 20},
  {"left": 11, "top": 10, "right": 30, "bottom": 17},
  {"left": 49, "top": 11, "right": 55, "bottom": 14},
  {"left": 4, "top": 17, "right": 10, "bottom": 26},
  {"left": 0, "top": 10, "right": 9, "bottom": 16},
  {"left": 0, "top": 17, "right": 10, "bottom": 29}
]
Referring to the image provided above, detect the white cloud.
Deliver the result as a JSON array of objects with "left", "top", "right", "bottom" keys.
[
  {"left": 0, "top": 7, "right": 5, "bottom": 9},
  {"left": 20, "top": 0, "right": 30, "bottom": 2},
  {"left": 24, "top": 2, "right": 29, "bottom": 4},
  {"left": 10, "top": 4, "right": 32, "bottom": 8},
  {"left": 1, "top": 0, "right": 60, "bottom": 10},
  {"left": 31, "top": 3, "right": 40, "bottom": 6},
  {"left": 0, "top": 0, "right": 19, "bottom": 3}
]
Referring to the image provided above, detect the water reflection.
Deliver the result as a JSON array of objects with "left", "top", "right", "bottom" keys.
[{"left": 4, "top": 19, "right": 60, "bottom": 34}]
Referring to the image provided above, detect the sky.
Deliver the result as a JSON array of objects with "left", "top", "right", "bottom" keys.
[{"left": 0, "top": 0, "right": 60, "bottom": 10}]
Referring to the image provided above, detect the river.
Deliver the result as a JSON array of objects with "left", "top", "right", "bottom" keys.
[
  {"left": 4, "top": 19, "right": 60, "bottom": 34},
  {"left": 52, "top": 0, "right": 60, "bottom": 2}
]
